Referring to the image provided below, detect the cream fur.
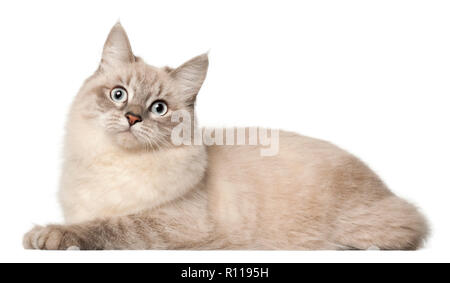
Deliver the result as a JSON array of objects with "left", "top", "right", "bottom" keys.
[
  {"left": 24, "top": 23, "right": 428, "bottom": 250},
  {"left": 59, "top": 109, "right": 207, "bottom": 223}
]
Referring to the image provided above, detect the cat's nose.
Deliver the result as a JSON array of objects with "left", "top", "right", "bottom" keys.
[{"left": 125, "top": 112, "right": 142, "bottom": 126}]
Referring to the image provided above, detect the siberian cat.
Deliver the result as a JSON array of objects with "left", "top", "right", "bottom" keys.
[{"left": 23, "top": 23, "right": 428, "bottom": 250}]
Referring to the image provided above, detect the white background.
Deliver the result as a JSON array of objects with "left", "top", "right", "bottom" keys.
[{"left": 0, "top": 0, "right": 449, "bottom": 263}]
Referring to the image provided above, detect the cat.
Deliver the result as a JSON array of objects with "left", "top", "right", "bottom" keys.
[{"left": 23, "top": 23, "right": 428, "bottom": 250}]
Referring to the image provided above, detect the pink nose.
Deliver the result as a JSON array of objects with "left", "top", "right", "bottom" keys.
[{"left": 125, "top": 112, "right": 142, "bottom": 126}]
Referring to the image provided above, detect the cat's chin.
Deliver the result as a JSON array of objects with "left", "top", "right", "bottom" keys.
[{"left": 113, "top": 131, "right": 143, "bottom": 150}]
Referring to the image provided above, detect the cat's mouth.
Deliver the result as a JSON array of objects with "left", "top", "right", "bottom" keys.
[{"left": 113, "top": 129, "right": 144, "bottom": 149}]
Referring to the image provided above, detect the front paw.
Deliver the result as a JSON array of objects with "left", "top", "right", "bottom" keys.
[{"left": 23, "top": 225, "right": 81, "bottom": 250}]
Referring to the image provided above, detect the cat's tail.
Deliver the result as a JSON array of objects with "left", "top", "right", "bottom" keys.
[{"left": 332, "top": 195, "right": 429, "bottom": 250}]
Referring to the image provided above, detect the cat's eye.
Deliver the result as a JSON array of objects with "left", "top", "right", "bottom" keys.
[
  {"left": 150, "top": 101, "right": 168, "bottom": 116},
  {"left": 110, "top": 87, "right": 128, "bottom": 103}
]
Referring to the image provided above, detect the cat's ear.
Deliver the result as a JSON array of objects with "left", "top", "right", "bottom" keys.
[
  {"left": 100, "top": 22, "right": 135, "bottom": 69},
  {"left": 169, "top": 53, "right": 209, "bottom": 101}
]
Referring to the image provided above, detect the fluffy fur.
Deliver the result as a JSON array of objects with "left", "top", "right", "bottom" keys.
[{"left": 23, "top": 23, "right": 428, "bottom": 250}]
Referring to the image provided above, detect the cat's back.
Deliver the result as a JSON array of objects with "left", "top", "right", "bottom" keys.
[
  {"left": 204, "top": 129, "right": 392, "bottom": 247},
  {"left": 206, "top": 129, "right": 367, "bottom": 185},
  {"left": 206, "top": 129, "right": 389, "bottom": 198}
]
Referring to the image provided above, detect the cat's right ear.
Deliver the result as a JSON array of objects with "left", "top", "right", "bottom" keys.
[{"left": 100, "top": 22, "right": 135, "bottom": 70}]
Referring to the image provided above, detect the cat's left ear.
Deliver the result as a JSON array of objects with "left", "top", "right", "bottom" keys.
[
  {"left": 169, "top": 53, "right": 209, "bottom": 101},
  {"left": 100, "top": 22, "right": 135, "bottom": 69}
]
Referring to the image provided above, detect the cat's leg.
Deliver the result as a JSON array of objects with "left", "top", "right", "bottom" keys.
[
  {"left": 24, "top": 189, "right": 224, "bottom": 250},
  {"left": 331, "top": 195, "right": 429, "bottom": 250},
  {"left": 23, "top": 211, "right": 221, "bottom": 250}
]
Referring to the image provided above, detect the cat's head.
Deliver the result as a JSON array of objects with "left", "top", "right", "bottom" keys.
[{"left": 74, "top": 23, "right": 208, "bottom": 150}]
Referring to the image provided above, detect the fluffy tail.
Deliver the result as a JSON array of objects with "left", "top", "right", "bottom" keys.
[{"left": 332, "top": 195, "right": 429, "bottom": 250}]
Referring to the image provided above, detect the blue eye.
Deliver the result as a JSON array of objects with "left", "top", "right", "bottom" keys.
[
  {"left": 150, "top": 101, "right": 168, "bottom": 116},
  {"left": 110, "top": 87, "right": 128, "bottom": 103}
]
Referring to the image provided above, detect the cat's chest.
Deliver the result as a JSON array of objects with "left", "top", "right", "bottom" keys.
[
  {"left": 60, "top": 152, "right": 178, "bottom": 223},
  {"left": 85, "top": 153, "right": 157, "bottom": 187}
]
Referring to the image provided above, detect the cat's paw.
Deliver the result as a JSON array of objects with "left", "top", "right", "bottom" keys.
[{"left": 23, "top": 225, "right": 81, "bottom": 250}]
